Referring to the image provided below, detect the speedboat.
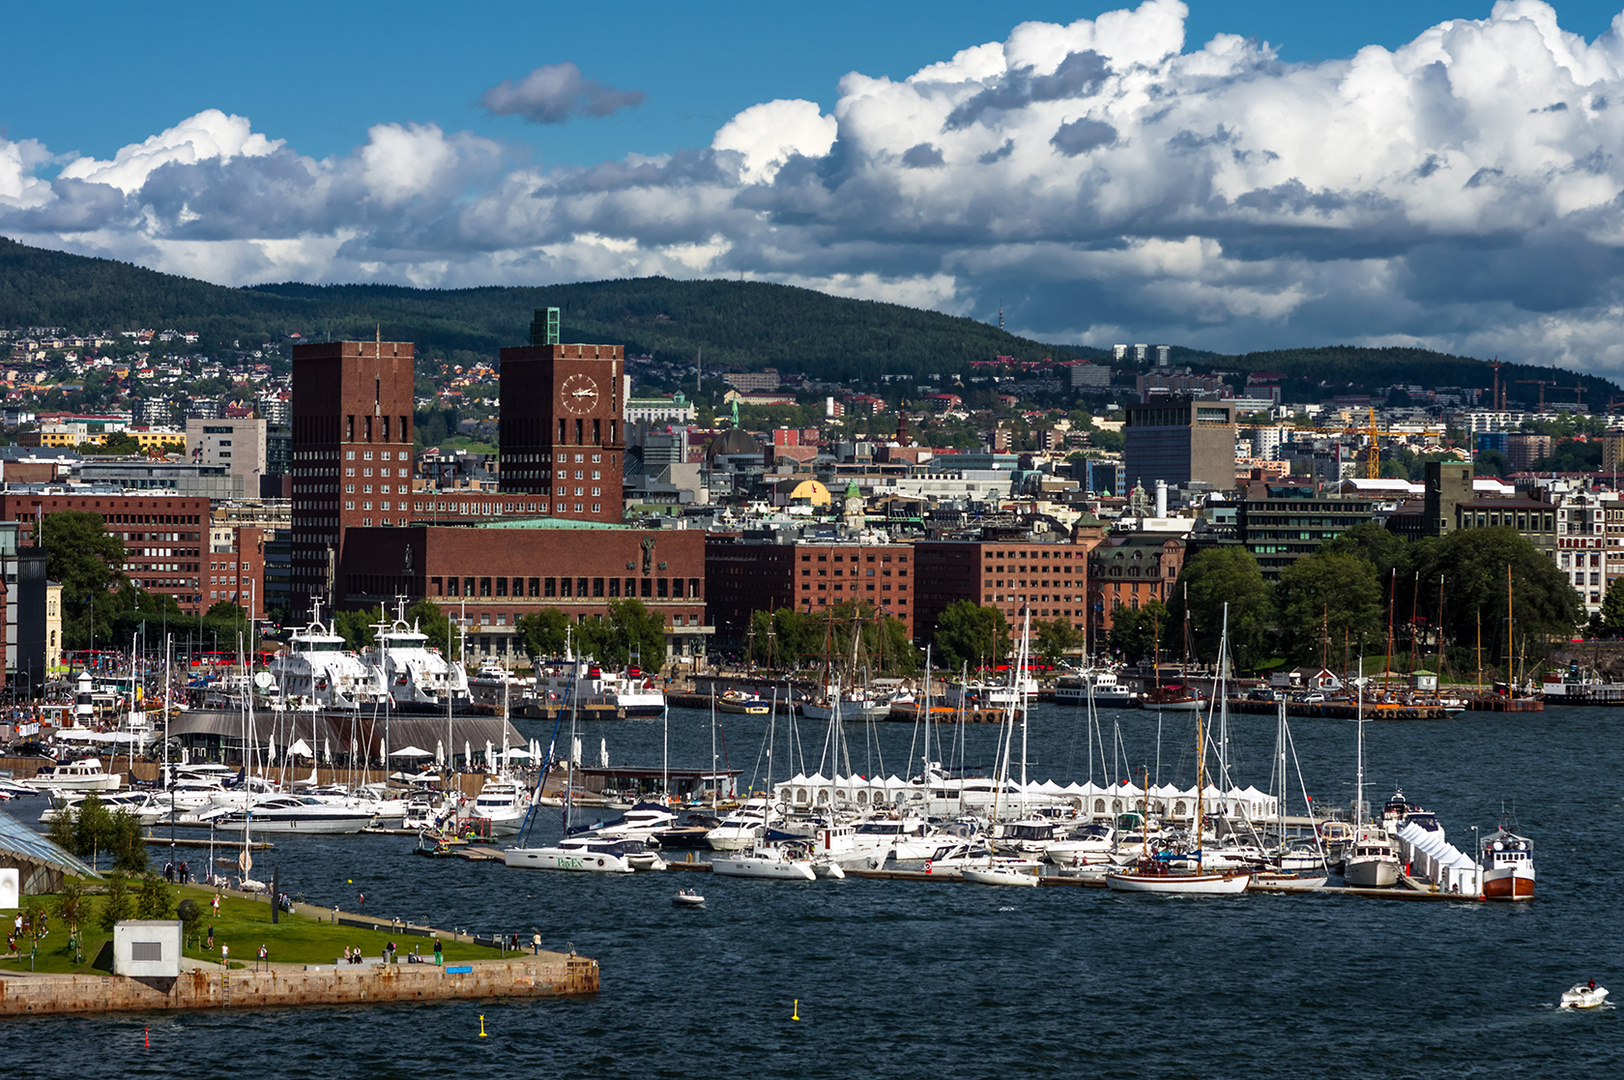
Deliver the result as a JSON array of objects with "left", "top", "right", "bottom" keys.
[
  {"left": 672, "top": 889, "right": 706, "bottom": 908},
  {"left": 503, "top": 836, "right": 651, "bottom": 873},
  {"left": 1559, "top": 983, "right": 1609, "bottom": 1009}
]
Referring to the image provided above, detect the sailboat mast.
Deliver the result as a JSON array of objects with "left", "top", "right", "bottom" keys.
[{"left": 1506, "top": 563, "right": 1514, "bottom": 691}]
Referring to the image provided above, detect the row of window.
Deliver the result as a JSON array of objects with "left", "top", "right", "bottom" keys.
[{"left": 430, "top": 575, "right": 702, "bottom": 600}]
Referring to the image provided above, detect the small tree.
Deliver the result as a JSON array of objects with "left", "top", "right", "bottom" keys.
[
  {"left": 97, "top": 874, "right": 135, "bottom": 932},
  {"left": 177, "top": 898, "right": 203, "bottom": 947},
  {"left": 1034, "top": 618, "right": 1082, "bottom": 670},
  {"left": 109, "top": 810, "right": 149, "bottom": 874},
  {"left": 53, "top": 879, "right": 88, "bottom": 935},
  {"left": 47, "top": 803, "right": 77, "bottom": 853},
  {"left": 73, "top": 791, "right": 112, "bottom": 866},
  {"left": 136, "top": 876, "right": 175, "bottom": 920}
]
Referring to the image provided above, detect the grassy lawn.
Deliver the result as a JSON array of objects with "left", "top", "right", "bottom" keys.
[{"left": 2, "top": 880, "right": 505, "bottom": 975}]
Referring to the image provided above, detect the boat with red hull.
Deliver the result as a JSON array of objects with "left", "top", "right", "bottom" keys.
[{"left": 1480, "top": 826, "right": 1535, "bottom": 900}]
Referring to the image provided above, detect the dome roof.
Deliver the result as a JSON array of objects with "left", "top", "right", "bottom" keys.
[{"left": 707, "top": 427, "right": 763, "bottom": 458}]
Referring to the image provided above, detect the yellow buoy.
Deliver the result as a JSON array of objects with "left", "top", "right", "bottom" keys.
[
  {"left": 791, "top": 999, "right": 800, "bottom": 1021},
  {"left": 479, "top": 1015, "right": 488, "bottom": 1037}
]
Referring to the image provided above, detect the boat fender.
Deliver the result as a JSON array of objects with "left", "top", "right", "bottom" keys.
[
  {"left": 924, "top": 860, "right": 932, "bottom": 875},
  {"left": 598, "top": 859, "right": 605, "bottom": 867}
]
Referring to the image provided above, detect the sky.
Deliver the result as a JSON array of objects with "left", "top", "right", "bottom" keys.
[{"left": 7, "top": 1, "right": 1624, "bottom": 374}]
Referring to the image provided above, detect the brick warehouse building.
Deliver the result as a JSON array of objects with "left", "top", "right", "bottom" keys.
[
  {"left": 913, "top": 532, "right": 1101, "bottom": 642},
  {"left": 705, "top": 537, "right": 916, "bottom": 647},
  {"left": 2, "top": 491, "right": 210, "bottom": 614},
  {"left": 336, "top": 520, "right": 709, "bottom": 661}
]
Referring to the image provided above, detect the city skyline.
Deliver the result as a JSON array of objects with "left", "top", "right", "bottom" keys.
[{"left": 6, "top": 2, "right": 1624, "bottom": 374}]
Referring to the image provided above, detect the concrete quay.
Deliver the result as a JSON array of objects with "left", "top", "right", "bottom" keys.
[{"left": 0, "top": 952, "right": 598, "bottom": 1017}]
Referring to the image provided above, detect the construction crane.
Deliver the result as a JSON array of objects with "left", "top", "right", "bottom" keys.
[
  {"left": 1514, "top": 379, "right": 1550, "bottom": 411},
  {"left": 1365, "top": 406, "right": 1381, "bottom": 479}
]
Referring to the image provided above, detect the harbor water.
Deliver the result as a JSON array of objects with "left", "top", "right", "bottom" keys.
[{"left": 5, "top": 702, "right": 1620, "bottom": 1078}]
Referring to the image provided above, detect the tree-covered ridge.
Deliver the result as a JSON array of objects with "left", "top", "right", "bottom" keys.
[{"left": 4, "top": 235, "right": 1620, "bottom": 400}]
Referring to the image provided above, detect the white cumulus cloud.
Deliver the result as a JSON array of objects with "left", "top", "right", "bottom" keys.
[{"left": 12, "top": 1, "right": 1624, "bottom": 376}]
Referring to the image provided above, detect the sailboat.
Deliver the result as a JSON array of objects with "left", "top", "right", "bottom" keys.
[
  {"left": 1107, "top": 605, "right": 1251, "bottom": 895},
  {"left": 962, "top": 608, "right": 1045, "bottom": 887},
  {"left": 503, "top": 663, "right": 661, "bottom": 873},
  {"left": 713, "top": 691, "right": 817, "bottom": 881},
  {"left": 1341, "top": 672, "right": 1401, "bottom": 888}
]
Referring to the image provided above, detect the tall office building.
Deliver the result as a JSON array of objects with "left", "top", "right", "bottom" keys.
[
  {"left": 289, "top": 340, "right": 415, "bottom": 617},
  {"left": 498, "top": 308, "right": 625, "bottom": 524},
  {"left": 1123, "top": 397, "right": 1237, "bottom": 490}
]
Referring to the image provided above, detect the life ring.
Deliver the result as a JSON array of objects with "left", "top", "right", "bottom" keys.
[{"left": 924, "top": 860, "right": 932, "bottom": 875}]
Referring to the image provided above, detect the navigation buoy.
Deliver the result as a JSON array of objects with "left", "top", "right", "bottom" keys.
[
  {"left": 792, "top": 999, "right": 800, "bottom": 1021},
  {"left": 479, "top": 1014, "right": 488, "bottom": 1037},
  {"left": 144, "top": 1027, "right": 149, "bottom": 1048}
]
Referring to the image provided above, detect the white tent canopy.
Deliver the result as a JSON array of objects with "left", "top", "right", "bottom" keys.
[{"left": 389, "top": 745, "right": 434, "bottom": 758}]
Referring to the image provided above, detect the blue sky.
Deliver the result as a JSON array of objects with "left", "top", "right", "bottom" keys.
[{"left": 6, "top": 2, "right": 1624, "bottom": 375}]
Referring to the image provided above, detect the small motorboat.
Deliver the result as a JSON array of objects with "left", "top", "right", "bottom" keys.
[
  {"left": 672, "top": 889, "right": 706, "bottom": 908},
  {"left": 1559, "top": 983, "right": 1609, "bottom": 1009}
]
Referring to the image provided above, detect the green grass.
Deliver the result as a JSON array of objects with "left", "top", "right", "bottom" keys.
[{"left": 2, "top": 880, "right": 504, "bottom": 974}]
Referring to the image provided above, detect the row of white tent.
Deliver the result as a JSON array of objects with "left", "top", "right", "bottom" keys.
[
  {"left": 771, "top": 773, "right": 1281, "bottom": 822},
  {"left": 1396, "top": 820, "right": 1483, "bottom": 896}
]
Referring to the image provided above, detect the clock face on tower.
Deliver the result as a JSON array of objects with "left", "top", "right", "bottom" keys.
[{"left": 560, "top": 373, "right": 600, "bottom": 414}]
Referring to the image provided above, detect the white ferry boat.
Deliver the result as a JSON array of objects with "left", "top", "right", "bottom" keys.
[
  {"left": 268, "top": 603, "right": 388, "bottom": 709},
  {"left": 19, "top": 757, "right": 123, "bottom": 793},
  {"left": 370, "top": 604, "right": 471, "bottom": 711},
  {"left": 1054, "top": 667, "right": 1136, "bottom": 707}
]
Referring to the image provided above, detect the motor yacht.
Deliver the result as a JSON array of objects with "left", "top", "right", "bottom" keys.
[
  {"left": 466, "top": 776, "right": 532, "bottom": 836},
  {"left": 40, "top": 790, "right": 165, "bottom": 827},
  {"left": 1046, "top": 821, "right": 1117, "bottom": 866},
  {"left": 1342, "top": 824, "right": 1402, "bottom": 887},
  {"left": 571, "top": 802, "right": 678, "bottom": 845},
  {"left": 18, "top": 757, "right": 122, "bottom": 793},
  {"left": 196, "top": 795, "right": 375, "bottom": 834},
  {"left": 705, "top": 798, "right": 771, "bottom": 851},
  {"left": 1054, "top": 668, "right": 1136, "bottom": 708}
]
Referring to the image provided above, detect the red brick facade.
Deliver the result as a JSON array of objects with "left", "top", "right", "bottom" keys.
[
  {"left": 913, "top": 537, "right": 1097, "bottom": 640},
  {"left": 498, "top": 342, "right": 625, "bottom": 524},
  {"left": 1, "top": 492, "right": 209, "bottom": 613},
  {"left": 706, "top": 537, "right": 916, "bottom": 645},
  {"left": 338, "top": 524, "right": 707, "bottom": 659}
]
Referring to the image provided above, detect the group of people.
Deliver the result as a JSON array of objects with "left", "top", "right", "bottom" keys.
[
  {"left": 340, "top": 938, "right": 443, "bottom": 965},
  {"left": 161, "top": 860, "right": 192, "bottom": 883}
]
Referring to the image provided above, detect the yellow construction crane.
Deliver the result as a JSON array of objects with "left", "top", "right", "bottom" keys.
[{"left": 1365, "top": 406, "right": 1381, "bottom": 479}]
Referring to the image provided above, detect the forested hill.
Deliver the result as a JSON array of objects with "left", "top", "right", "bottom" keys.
[
  {"left": 0, "top": 237, "right": 1089, "bottom": 377},
  {"left": 2, "top": 235, "right": 1618, "bottom": 404}
]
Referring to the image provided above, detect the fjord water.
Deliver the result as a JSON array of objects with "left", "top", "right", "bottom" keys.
[{"left": 7, "top": 704, "right": 1619, "bottom": 1079}]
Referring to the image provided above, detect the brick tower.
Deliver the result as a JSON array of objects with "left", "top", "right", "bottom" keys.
[
  {"left": 290, "top": 339, "right": 415, "bottom": 617},
  {"left": 498, "top": 308, "right": 624, "bottom": 524}
]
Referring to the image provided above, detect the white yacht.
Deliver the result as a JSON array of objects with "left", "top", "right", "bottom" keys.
[
  {"left": 1046, "top": 821, "right": 1118, "bottom": 866},
  {"left": 503, "top": 836, "right": 656, "bottom": 873},
  {"left": 196, "top": 795, "right": 375, "bottom": 834},
  {"left": 466, "top": 776, "right": 532, "bottom": 835},
  {"left": 1342, "top": 824, "right": 1402, "bottom": 887},
  {"left": 19, "top": 757, "right": 122, "bottom": 793},
  {"left": 573, "top": 802, "right": 678, "bottom": 844},
  {"left": 706, "top": 798, "right": 771, "bottom": 851},
  {"left": 268, "top": 607, "right": 388, "bottom": 709},
  {"left": 370, "top": 606, "right": 471, "bottom": 710},
  {"left": 711, "top": 843, "right": 817, "bottom": 880},
  {"left": 990, "top": 816, "right": 1073, "bottom": 860},
  {"left": 40, "top": 790, "right": 165, "bottom": 826},
  {"left": 1054, "top": 668, "right": 1136, "bottom": 707}
]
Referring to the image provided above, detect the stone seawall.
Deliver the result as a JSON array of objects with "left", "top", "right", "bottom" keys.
[{"left": 0, "top": 954, "right": 597, "bottom": 1016}]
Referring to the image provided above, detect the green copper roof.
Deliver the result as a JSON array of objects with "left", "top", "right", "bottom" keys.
[{"left": 472, "top": 516, "right": 641, "bottom": 530}]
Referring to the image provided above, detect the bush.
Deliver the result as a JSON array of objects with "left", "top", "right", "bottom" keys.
[
  {"left": 53, "top": 880, "right": 88, "bottom": 931},
  {"left": 177, "top": 898, "right": 203, "bottom": 944}
]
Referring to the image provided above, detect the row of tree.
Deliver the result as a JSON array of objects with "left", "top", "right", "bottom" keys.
[{"left": 1107, "top": 524, "right": 1582, "bottom": 672}]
